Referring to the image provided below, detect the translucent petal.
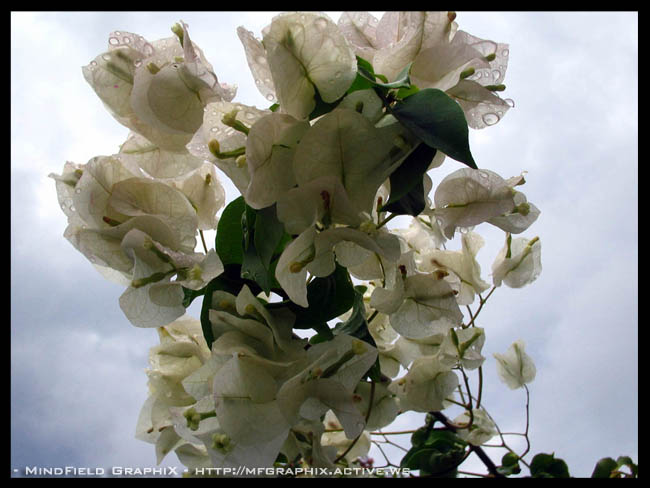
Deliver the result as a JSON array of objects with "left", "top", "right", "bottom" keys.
[
  {"left": 293, "top": 108, "right": 404, "bottom": 214},
  {"left": 492, "top": 235, "right": 542, "bottom": 288},
  {"left": 275, "top": 227, "right": 316, "bottom": 308},
  {"left": 337, "top": 11, "right": 379, "bottom": 62},
  {"left": 493, "top": 339, "right": 536, "bottom": 389},
  {"left": 236, "top": 26, "right": 276, "bottom": 103},
  {"left": 244, "top": 113, "right": 309, "bottom": 209},
  {"left": 390, "top": 356, "right": 458, "bottom": 412},
  {"left": 263, "top": 12, "right": 357, "bottom": 119},
  {"left": 434, "top": 168, "right": 516, "bottom": 239},
  {"left": 447, "top": 80, "right": 511, "bottom": 130},
  {"left": 118, "top": 132, "right": 204, "bottom": 179}
]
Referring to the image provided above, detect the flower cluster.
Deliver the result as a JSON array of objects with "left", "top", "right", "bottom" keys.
[{"left": 52, "top": 11, "right": 543, "bottom": 476}]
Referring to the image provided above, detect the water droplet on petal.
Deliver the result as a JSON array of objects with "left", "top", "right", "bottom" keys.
[
  {"left": 123, "top": 36, "right": 131, "bottom": 44},
  {"left": 134, "top": 59, "right": 142, "bottom": 67},
  {"left": 266, "top": 94, "right": 274, "bottom": 101},
  {"left": 478, "top": 171, "right": 489, "bottom": 179},
  {"left": 109, "top": 37, "right": 119, "bottom": 45},
  {"left": 75, "top": 188, "right": 82, "bottom": 194},
  {"left": 114, "top": 31, "right": 121, "bottom": 36},
  {"left": 502, "top": 48, "right": 509, "bottom": 57},
  {"left": 90, "top": 60, "right": 97, "bottom": 67},
  {"left": 505, "top": 98, "right": 515, "bottom": 108},
  {"left": 211, "top": 127, "right": 219, "bottom": 132},
  {"left": 482, "top": 113, "right": 499, "bottom": 126},
  {"left": 492, "top": 69, "right": 501, "bottom": 80}
]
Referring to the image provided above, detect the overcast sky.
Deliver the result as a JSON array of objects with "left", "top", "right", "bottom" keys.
[{"left": 11, "top": 11, "right": 637, "bottom": 478}]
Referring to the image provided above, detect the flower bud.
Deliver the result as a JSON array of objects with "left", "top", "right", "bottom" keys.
[
  {"left": 146, "top": 62, "right": 161, "bottom": 75},
  {"left": 208, "top": 139, "right": 221, "bottom": 158},
  {"left": 460, "top": 67, "right": 475, "bottom": 80},
  {"left": 171, "top": 22, "right": 184, "bottom": 46},
  {"left": 211, "top": 433, "right": 233, "bottom": 454}
]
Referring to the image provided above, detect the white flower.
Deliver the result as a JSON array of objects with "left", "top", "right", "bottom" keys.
[
  {"left": 240, "top": 12, "right": 357, "bottom": 120},
  {"left": 492, "top": 235, "right": 542, "bottom": 288},
  {"left": 370, "top": 270, "right": 463, "bottom": 340},
  {"left": 83, "top": 22, "right": 235, "bottom": 152},
  {"left": 433, "top": 168, "right": 516, "bottom": 239},
  {"left": 493, "top": 339, "right": 536, "bottom": 389},
  {"left": 390, "top": 356, "right": 458, "bottom": 412},
  {"left": 244, "top": 113, "right": 310, "bottom": 209},
  {"left": 420, "top": 231, "right": 491, "bottom": 305},
  {"left": 453, "top": 408, "right": 497, "bottom": 446},
  {"left": 437, "top": 327, "right": 486, "bottom": 370},
  {"left": 187, "top": 101, "right": 270, "bottom": 196}
]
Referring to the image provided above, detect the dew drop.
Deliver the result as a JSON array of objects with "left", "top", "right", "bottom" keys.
[
  {"left": 478, "top": 171, "right": 489, "bottom": 179},
  {"left": 266, "top": 94, "right": 275, "bottom": 101},
  {"left": 256, "top": 55, "right": 267, "bottom": 65},
  {"left": 134, "top": 59, "right": 142, "bottom": 67},
  {"left": 334, "top": 71, "right": 342, "bottom": 79},
  {"left": 75, "top": 188, "right": 82, "bottom": 194},
  {"left": 492, "top": 69, "right": 501, "bottom": 80},
  {"left": 109, "top": 37, "right": 119, "bottom": 45},
  {"left": 505, "top": 98, "right": 515, "bottom": 108},
  {"left": 502, "top": 48, "right": 509, "bottom": 57},
  {"left": 70, "top": 205, "right": 76, "bottom": 212},
  {"left": 482, "top": 113, "right": 499, "bottom": 126},
  {"left": 123, "top": 36, "right": 131, "bottom": 44},
  {"left": 90, "top": 60, "right": 98, "bottom": 67},
  {"left": 114, "top": 31, "right": 121, "bottom": 36},
  {"left": 245, "top": 112, "right": 256, "bottom": 120},
  {"left": 210, "top": 127, "right": 219, "bottom": 132},
  {"left": 101, "top": 53, "right": 112, "bottom": 61}
]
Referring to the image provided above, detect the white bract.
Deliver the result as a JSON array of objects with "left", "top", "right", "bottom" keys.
[
  {"left": 240, "top": 12, "right": 357, "bottom": 120},
  {"left": 493, "top": 339, "right": 537, "bottom": 390}
]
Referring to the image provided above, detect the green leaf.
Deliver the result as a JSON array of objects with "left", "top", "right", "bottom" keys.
[
  {"left": 215, "top": 196, "right": 246, "bottom": 266},
  {"left": 381, "top": 143, "right": 437, "bottom": 216},
  {"left": 530, "top": 453, "right": 571, "bottom": 478},
  {"left": 308, "top": 321, "right": 335, "bottom": 344},
  {"left": 591, "top": 457, "right": 618, "bottom": 478},
  {"left": 396, "top": 84, "right": 420, "bottom": 100},
  {"left": 350, "top": 56, "right": 412, "bottom": 104},
  {"left": 181, "top": 285, "right": 207, "bottom": 308},
  {"left": 401, "top": 430, "right": 467, "bottom": 476},
  {"left": 309, "top": 86, "right": 341, "bottom": 120},
  {"left": 497, "top": 452, "right": 522, "bottom": 476},
  {"left": 254, "top": 205, "right": 287, "bottom": 269},
  {"left": 332, "top": 285, "right": 372, "bottom": 340},
  {"left": 615, "top": 456, "right": 638, "bottom": 477},
  {"left": 390, "top": 88, "right": 476, "bottom": 169},
  {"left": 289, "top": 263, "right": 355, "bottom": 330},
  {"left": 240, "top": 203, "right": 286, "bottom": 295}
]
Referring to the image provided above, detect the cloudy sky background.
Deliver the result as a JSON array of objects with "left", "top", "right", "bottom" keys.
[{"left": 11, "top": 11, "right": 637, "bottom": 478}]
